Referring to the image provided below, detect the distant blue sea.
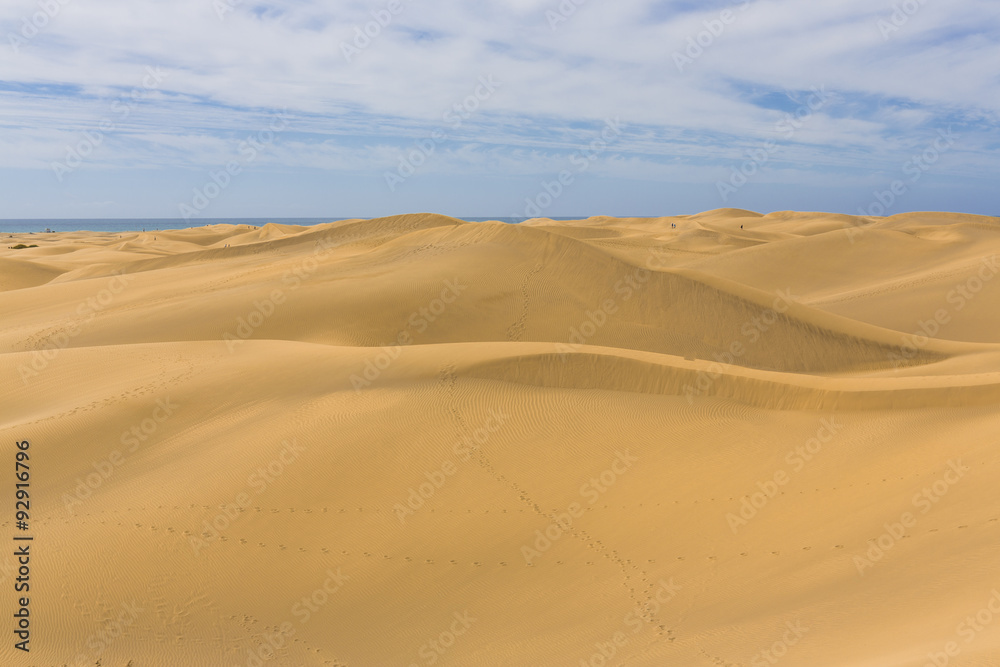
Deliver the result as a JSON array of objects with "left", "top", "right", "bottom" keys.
[{"left": 0, "top": 217, "right": 555, "bottom": 234}]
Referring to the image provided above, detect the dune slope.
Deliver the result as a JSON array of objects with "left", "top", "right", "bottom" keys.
[{"left": 1, "top": 211, "right": 999, "bottom": 666}]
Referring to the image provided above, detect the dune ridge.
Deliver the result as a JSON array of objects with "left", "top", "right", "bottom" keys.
[{"left": 2, "top": 210, "right": 999, "bottom": 666}]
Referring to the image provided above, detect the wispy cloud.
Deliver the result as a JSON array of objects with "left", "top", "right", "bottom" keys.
[{"left": 1, "top": 0, "right": 998, "bottom": 217}]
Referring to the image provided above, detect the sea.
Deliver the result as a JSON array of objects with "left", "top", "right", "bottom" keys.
[{"left": 0, "top": 217, "right": 557, "bottom": 234}]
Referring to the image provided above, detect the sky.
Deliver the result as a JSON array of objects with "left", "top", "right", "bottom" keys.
[{"left": 0, "top": 0, "right": 998, "bottom": 220}]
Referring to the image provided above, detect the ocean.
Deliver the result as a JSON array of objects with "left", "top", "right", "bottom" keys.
[{"left": 0, "top": 217, "right": 546, "bottom": 234}]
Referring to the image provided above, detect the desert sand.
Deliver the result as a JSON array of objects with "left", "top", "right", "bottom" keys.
[{"left": 2, "top": 210, "right": 999, "bottom": 666}]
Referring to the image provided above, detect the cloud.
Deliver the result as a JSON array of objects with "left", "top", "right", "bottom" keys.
[{"left": 0, "top": 0, "right": 998, "bottom": 216}]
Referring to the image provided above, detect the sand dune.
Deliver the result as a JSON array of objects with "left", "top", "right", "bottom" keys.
[{"left": 2, "top": 211, "right": 999, "bottom": 666}]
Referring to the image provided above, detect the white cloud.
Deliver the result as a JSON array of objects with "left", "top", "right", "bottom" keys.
[{"left": 0, "top": 0, "right": 997, "bottom": 216}]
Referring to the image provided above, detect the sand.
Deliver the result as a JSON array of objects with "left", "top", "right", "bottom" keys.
[{"left": 1, "top": 210, "right": 999, "bottom": 666}]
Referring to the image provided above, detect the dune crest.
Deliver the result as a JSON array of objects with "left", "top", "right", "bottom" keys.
[{"left": 2, "top": 211, "right": 999, "bottom": 666}]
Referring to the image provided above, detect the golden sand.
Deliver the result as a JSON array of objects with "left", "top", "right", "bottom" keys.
[{"left": 2, "top": 210, "right": 999, "bottom": 665}]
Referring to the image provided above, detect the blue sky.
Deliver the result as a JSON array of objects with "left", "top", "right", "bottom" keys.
[{"left": 0, "top": 0, "right": 998, "bottom": 219}]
